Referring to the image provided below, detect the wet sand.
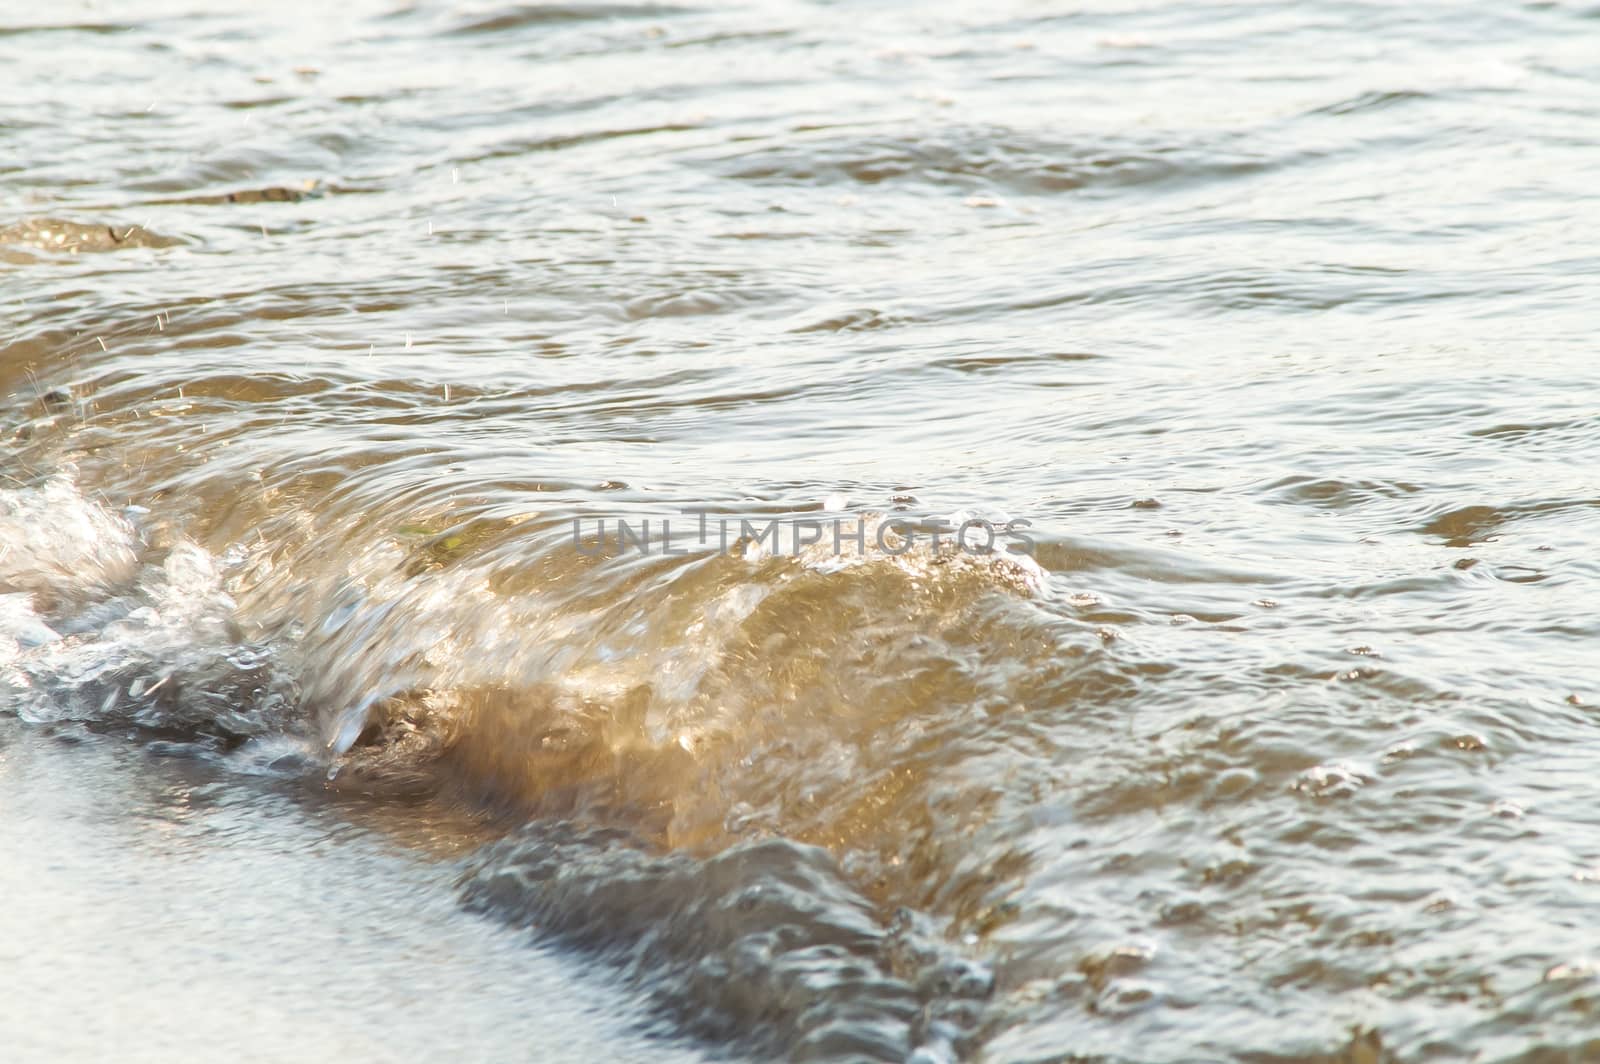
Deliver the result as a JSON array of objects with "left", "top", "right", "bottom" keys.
[{"left": 0, "top": 718, "right": 712, "bottom": 1064}]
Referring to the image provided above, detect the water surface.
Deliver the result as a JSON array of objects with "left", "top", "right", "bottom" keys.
[{"left": 4, "top": 0, "right": 1600, "bottom": 1060}]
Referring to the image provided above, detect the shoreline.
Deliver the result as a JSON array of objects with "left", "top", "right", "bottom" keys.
[{"left": 0, "top": 718, "right": 714, "bottom": 1064}]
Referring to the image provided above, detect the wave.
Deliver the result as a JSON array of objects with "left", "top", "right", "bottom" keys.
[
  {"left": 463, "top": 826, "right": 990, "bottom": 1061},
  {"left": 0, "top": 472, "right": 1066, "bottom": 1058}
]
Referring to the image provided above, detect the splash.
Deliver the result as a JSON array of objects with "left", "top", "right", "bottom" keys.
[{"left": 0, "top": 478, "right": 297, "bottom": 742}]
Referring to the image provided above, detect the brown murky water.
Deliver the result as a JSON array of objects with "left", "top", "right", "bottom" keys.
[{"left": 4, "top": 1, "right": 1600, "bottom": 1060}]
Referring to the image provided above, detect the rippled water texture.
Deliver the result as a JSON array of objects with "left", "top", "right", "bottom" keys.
[{"left": 4, "top": 1, "right": 1600, "bottom": 1060}]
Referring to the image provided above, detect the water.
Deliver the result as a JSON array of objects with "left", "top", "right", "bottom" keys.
[{"left": 3, "top": 0, "right": 1599, "bottom": 1059}]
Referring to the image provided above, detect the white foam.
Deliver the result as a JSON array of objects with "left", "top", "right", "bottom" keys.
[
  {"left": 0, "top": 478, "right": 294, "bottom": 738},
  {"left": 0, "top": 475, "right": 139, "bottom": 600}
]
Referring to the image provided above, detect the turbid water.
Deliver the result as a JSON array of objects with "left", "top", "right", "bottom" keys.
[{"left": 3, "top": 1, "right": 1599, "bottom": 1060}]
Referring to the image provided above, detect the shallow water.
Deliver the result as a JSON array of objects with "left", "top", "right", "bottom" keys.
[{"left": 3, "top": 0, "right": 1600, "bottom": 1060}]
